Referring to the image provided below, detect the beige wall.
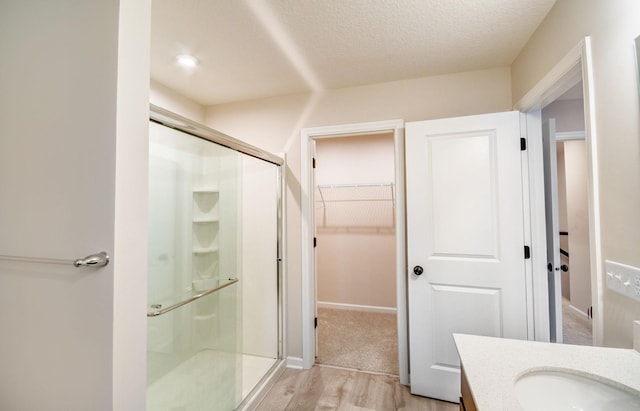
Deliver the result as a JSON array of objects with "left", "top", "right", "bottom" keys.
[
  {"left": 150, "top": 79, "right": 205, "bottom": 122},
  {"left": 512, "top": 0, "right": 640, "bottom": 347},
  {"left": 315, "top": 134, "right": 396, "bottom": 309},
  {"left": 542, "top": 98, "right": 585, "bottom": 133},
  {"left": 204, "top": 67, "right": 512, "bottom": 359}
]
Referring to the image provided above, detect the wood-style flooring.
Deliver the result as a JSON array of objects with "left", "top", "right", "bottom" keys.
[{"left": 254, "top": 365, "right": 458, "bottom": 411}]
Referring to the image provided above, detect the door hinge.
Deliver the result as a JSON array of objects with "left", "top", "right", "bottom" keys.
[
  {"left": 313, "top": 237, "right": 317, "bottom": 248},
  {"left": 314, "top": 317, "right": 318, "bottom": 329},
  {"left": 520, "top": 137, "right": 527, "bottom": 151},
  {"left": 524, "top": 245, "right": 531, "bottom": 259},
  {"left": 588, "top": 306, "right": 593, "bottom": 319},
  {"left": 312, "top": 157, "right": 316, "bottom": 168}
]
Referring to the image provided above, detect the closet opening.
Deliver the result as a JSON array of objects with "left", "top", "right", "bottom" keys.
[
  {"left": 300, "top": 119, "right": 407, "bottom": 384},
  {"left": 314, "top": 133, "right": 398, "bottom": 375}
]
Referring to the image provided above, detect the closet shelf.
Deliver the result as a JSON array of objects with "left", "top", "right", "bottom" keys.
[{"left": 316, "top": 182, "right": 394, "bottom": 208}]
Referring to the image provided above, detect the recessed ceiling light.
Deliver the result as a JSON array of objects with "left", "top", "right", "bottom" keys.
[{"left": 176, "top": 54, "right": 198, "bottom": 68}]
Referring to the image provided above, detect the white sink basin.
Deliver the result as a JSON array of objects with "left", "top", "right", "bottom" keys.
[{"left": 515, "top": 369, "right": 640, "bottom": 411}]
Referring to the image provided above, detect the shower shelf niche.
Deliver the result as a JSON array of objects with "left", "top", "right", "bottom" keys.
[
  {"left": 193, "top": 247, "right": 219, "bottom": 255},
  {"left": 192, "top": 186, "right": 220, "bottom": 279},
  {"left": 192, "top": 187, "right": 219, "bottom": 193},
  {"left": 192, "top": 218, "right": 219, "bottom": 223}
]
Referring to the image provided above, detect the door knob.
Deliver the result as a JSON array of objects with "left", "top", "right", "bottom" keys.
[
  {"left": 561, "top": 264, "right": 569, "bottom": 272},
  {"left": 413, "top": 265, "right": 424, "bottom": 276},
  {"left": 74, "top": 252, "right": 110, "bottom": 267}
]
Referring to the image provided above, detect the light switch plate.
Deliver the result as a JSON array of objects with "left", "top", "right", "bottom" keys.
[{"left": 605, "top": 260, "right": 640, "bottom": 302}]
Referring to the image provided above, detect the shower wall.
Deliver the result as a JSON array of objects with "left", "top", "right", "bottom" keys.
[
  {"left": 147, "top": 122, "right": 240, "bottom": 361},
  {"left": 240, "top": 157, "right": 279, "bottom": 358}
]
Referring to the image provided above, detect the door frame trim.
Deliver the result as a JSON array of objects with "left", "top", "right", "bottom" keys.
[
  {"left": 300, "top": 119, "right": 408, "bottom": 384},
  {"left": 515, "top": 37, "right": 603, "bottom": 345}
]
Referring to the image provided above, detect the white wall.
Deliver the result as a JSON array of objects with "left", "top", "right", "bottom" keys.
[
  {"left": 113, "top": 3, "right": 151, "bottom": 409},
  {"left": 512, "top": 0, "right": 640, "bottom": 347},
  {"left": 0, "top": 1, "right": 150, "bottom": 409},
  {"left": 315, "top": 134, "right": 396, "bottom": 309},
  {"left": 204, "top": 67, "right": 513, "bottom": 358}
]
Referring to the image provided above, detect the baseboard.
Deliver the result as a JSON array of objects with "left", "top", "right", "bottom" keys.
[
  {"left": 317, "top": 301, "right": 397, "bottom": 314},
  {"left": 568, "top": 304, "right": 591, "bottom": 321},
  {"left": 286, "top": 356, "right": 304, "bottom": 369}
]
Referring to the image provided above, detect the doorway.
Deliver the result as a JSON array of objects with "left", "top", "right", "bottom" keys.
[
  {"left": 516, "top": 37, "right": 603, "bottom": 346},
  {"left": 314, "top": 133, "right": 398, "bottom": 374},
  {"left": 542, "top": 83, "right": 593, "bottom": 345},
  {"left": 300, "top": 119, "right": 408, "bottom": 384}
]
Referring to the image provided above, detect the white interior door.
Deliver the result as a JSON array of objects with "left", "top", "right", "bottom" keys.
[
  {"left": 543, "top": 118, "right": 563, "bottom": 343},
  {"left": 406, "top": 111, "right": 529, "bottom": 402}
]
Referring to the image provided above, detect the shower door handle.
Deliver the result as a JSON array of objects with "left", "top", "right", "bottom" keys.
[{"left": 74, "top": 251, "right": 110, "bottom": 268}]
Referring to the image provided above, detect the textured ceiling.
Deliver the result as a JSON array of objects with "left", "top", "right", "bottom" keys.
[{"left": 151, "top": 0, "right": 556, "bottom": 106}]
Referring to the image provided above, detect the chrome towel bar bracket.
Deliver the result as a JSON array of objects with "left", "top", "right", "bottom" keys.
[{"left": 74, "top": 252, "right": 110, "bottom": 268}]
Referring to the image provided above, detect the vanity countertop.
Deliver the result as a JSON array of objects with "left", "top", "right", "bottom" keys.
[{"left": 453, "top": 333, "right": 640, "bottom": 411}]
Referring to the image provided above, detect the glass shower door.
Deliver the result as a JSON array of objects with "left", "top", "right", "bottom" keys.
[
  {"left": 146, "top": 121, "right": 242, "bottom": 410},
  {"left": 146, "top": 115, "right": 282, "bottom": 410}
]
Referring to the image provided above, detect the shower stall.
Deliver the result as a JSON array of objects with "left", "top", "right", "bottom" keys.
[{"left": 146, "top": 106, "right": 284, "bottom": 410}]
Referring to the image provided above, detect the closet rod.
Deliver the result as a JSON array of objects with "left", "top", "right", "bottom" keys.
[{"left": 315, "top": 182, "right": 395, "bottom": 208}]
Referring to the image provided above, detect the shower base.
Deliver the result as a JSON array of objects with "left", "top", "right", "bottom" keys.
[
  {"left": 242, "top": 354, "right": 277, "bottom": 398},
  {"left": 147, "top": 349, "right": 277, "bottom": 410}
]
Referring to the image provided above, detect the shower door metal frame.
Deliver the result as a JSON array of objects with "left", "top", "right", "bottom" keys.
[
  {"left": 149, "top": 103, "right": 287, "bottom": 394},
  {"left": 150, "top": 105, "right": 284, "bottom": 167}
]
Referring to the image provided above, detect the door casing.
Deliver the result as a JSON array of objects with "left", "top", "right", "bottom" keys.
[
  {"left": 515, "top": 37, "right": 602, "bottom": 346},
  {"left": 300, "top": 120, "right": 407, "bottom": 385}
]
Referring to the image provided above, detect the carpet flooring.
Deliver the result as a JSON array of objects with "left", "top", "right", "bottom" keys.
[{"left": 316, "top": 307, "right": 398, "bottom": 375}]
